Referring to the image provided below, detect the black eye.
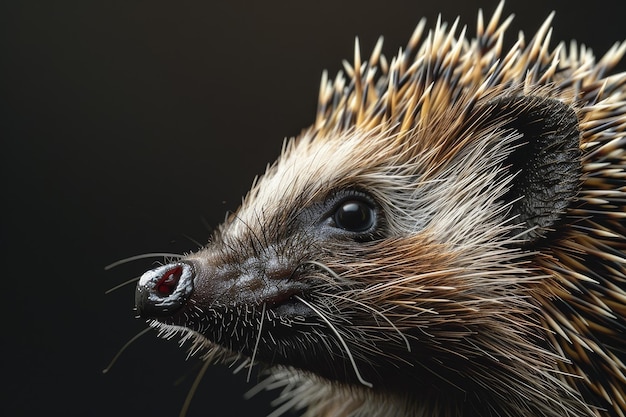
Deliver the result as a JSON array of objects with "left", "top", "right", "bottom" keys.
[{"left": 334, "top": 200, "right": 376, "bottom": 232}]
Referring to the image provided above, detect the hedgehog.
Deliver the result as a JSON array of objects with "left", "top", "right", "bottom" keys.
[{"left": 131, "top": 3, "right": 626, "bottom": 417}]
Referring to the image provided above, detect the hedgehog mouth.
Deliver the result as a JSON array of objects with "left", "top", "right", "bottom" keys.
[{"left": 149, "top": 287, "right": 315, "bottom": 359}]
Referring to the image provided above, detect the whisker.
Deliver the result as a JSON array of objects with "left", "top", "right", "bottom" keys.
[
  {"left": 179, "top": 357, "right": 212, "bottom": 417},
  {"left": 247, "top": 303, "right": 267, "bottom": 383},
  {"left": 319, "top": 292, "right": 411, "bottom": 352},
  {"left": 104, "top": 253, "right": 184, "bottom": 270},
  {"left": 294, "top": 295, "right": 373, "bottom": 388},
  {"left": 302, "top": 260, "right": 352, "bottom": 285},
  {"left": 104, "top": 276, "right": 141, "bottom": 294},
  {"left": 102, "top": 327, "right": 151, "bottom": 374},
  {"left": 229, "top": 212, "right": 261, "bottom": 255}
]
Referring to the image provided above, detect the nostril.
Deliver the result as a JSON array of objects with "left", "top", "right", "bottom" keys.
[
  {"left": 156, "top": 265, "right": 183, "bottom": 296},
  {"left": 135, "top": 262, "right": 195, "bottom": 318}
]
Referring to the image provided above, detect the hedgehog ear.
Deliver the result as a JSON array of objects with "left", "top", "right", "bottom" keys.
[{"left": 488, "top": 95, "right": 582, "bottom": 247}]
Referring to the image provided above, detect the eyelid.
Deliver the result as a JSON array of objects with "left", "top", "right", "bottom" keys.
[{"left": 328, "top": 189, "right": 376, "bottom": 210}]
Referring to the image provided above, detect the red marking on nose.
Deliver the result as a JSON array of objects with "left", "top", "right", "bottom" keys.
[{"left": 156, "top": 265, "right": 183, "bottom": 295}]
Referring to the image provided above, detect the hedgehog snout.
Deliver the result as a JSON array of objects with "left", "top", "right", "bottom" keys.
[{"left": 135, "top": 262, "right": 195, "bottom": 318}]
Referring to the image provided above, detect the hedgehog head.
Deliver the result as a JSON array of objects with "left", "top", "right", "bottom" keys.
[{"left": 134, "top": 3, "right": 626, "bottom": 417}]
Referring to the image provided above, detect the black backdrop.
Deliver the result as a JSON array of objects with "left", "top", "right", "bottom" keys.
[{"left": 3, "top": 1, "right": 625, "bottom": 416}]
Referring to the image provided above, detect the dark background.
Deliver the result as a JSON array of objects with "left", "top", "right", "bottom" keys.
[{"left": 3, "top": 1, "right": 625, "bottom": 416}]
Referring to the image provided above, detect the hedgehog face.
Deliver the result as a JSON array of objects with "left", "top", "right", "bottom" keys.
[{"left": 135, "top": 95, "right": 583, "bottom": 398}]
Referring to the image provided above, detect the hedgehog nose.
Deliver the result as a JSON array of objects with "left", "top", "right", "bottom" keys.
[{"left": 135, "top": 262, "right": 194, "bottom": 318}]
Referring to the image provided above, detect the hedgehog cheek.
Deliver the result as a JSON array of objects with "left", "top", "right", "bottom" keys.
[{"left": 487, "top": 95, "right": 582, "bottom": 247}]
